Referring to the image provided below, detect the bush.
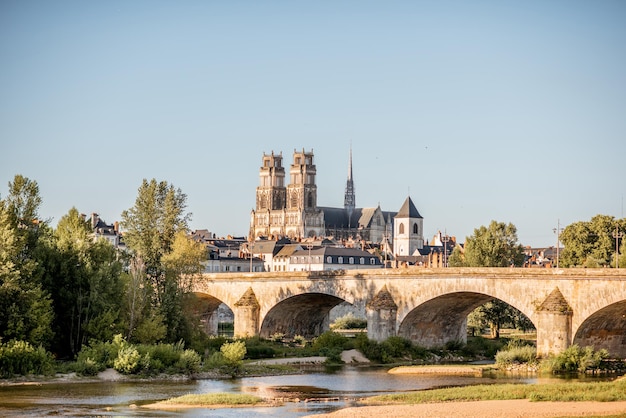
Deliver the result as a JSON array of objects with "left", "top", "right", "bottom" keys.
[
  {"left": 293, "top": 335, "right": 306, "bottom": 346},
  {"left": 541, "top": 345, "right": 609, "bottom": 374},
  {"left": 463, "top": 336, "right": 506, "bottom": 358},
  {"left": 176, "top": 349, "right": 201, "bottom": 374},
  {"left": 354, "top": 335, "right": 427, "bottom": 364},
  {"left": 114, "top": 345, "right": 141, "bottom": 374},
  {"left": 312, "top": 331, "right": 349, "bottom": 353},
  {"left": 221, "top": 341, "right": 246, "bottom": 367},
  {"left": 75, "top": 336, "right": 123, "bottom": 375},
  {"left": 330, "top": 313, "right": 367, "bottom": 330},
  {"left": 0, "top": 340, "right": 54, "bottom": 377},
  {"left": 74, "top": 356, "right": 101, "bottom": 376},
  {"left": 495, "top": 345, "right": 537, "bottom": 368}
]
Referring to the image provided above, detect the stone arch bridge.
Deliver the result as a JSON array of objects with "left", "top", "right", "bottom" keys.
[{"left": 191, "top": 267, "right": 626, "bottom": 358}]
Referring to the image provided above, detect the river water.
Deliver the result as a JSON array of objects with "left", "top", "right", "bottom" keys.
[{"left": 0, "top": 366, "right": 568, "bottom": 417}]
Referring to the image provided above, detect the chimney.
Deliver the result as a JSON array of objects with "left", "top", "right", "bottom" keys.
[{"left": 91, "top": 213, "right": 99, "bottom": 229}]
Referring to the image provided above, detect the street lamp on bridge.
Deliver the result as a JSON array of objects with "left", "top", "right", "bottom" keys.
[
  {"left": 553, "top": 220, "right": 563, "bottom": 268},
  {"left": 613, "top": 225, "right": 624, "bottom": 269},
  {"left": 441, "top": 232, "right": 450, "bottom": 267}
]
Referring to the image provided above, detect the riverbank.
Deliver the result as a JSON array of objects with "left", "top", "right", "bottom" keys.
[{"left": 307, "top": 400, "right": 626, "bottom": 418}]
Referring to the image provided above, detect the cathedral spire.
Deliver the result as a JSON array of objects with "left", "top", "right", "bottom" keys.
[{"left": 344, "top": 145, "right": 356, "bottom": 222}]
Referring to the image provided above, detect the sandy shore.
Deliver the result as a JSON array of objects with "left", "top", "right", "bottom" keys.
[{"left": 308, "top": 400, "right": 626, "bottom": 418}]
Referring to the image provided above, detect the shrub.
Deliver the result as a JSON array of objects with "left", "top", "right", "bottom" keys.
[
  {"left": 312, "top": 331, "right": 349, "bottom": 353},
  {"left": 541, "top": 345, "right": 609, "bottom": 374},
  {"left": 330, "top": 313, "right": 367, "bottom": 330},
  {"left": 74, "top": 356, "right": 101, "bottom": 376},
  {"left": 293, "top": 335, "right": 306, "bottom": 346},
  {"left": 495, "top": 345, "right": 537, "bottom": 368},
  {"left": 176, "top": 349, "right": 201, "bottom": 374},
  {"left": 221, "top": 341, "right": 246, "bottom": 367},
  {"left": 463, "top": 336, "right": 506, "bottom": 358},
  {"left": 204, "top": 351, "right": 226, "bottom": 369},
  {"left": 114, "top": 345, "right": 141, "bottom": 374},
  {"left": 0, "top": 340, "right": 54, "bottom": 377}
]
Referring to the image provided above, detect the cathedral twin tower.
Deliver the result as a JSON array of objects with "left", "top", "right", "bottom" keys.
[{"left": 250, "top": 149, "right": 324, "bottom": 240}]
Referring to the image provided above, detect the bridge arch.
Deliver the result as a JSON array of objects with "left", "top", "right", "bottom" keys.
[
  {"left": 260, "top": 292, "right": 347, "bottom": 339},
  {"left": 192, "top": 292, "right": 233, "bottom": 336},
  {"left": 573, "top": 300, "right": 626, "bottom": 359},
  {"left": 397, "top": 291, "right": 536, "bottom": 348}
]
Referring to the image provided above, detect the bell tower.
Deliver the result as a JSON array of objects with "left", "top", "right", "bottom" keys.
[
  {"left": 287, "top": 149, "right": 317, "bottom": 210},
  {"left": 393, "top": 196, "right": 424, "bottom": 256},
  {"left": 256, "top": 151, "right": 286, "bottom": 211}
]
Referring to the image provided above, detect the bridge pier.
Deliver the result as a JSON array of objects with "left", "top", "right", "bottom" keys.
[
  {"left": 233, "top": 288, "right": 260, "bottom": 338},
  {"left": 366, "top": 286, "right": 398, "bottom": 342},
  {"left": 535, "top": 288, "right": 573, "bottom": 357}
]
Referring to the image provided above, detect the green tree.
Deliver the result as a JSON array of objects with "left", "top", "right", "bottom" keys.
[
  {"left": 448, "top": 246, "right": 465, "bottom": 267},
  {"left": 0, "top": 176, "right": 53, "bottom": 347},
  {"left": 42, "top": 207, "right": 124, "bottom": 357},
  {"left": 121, "top": 179, "right": 190, "bottom": 303},
  {"left": 160, "top": 231, "right": 208, "bottom": 342},
  {"left": 463, "top": 221, "right": 525, "bottom": 267},
  {"left": 120, "top": 179, "right": 195, "bottom": 343},
  {"left": 559, "top": 215, "right": 626, "bottom": 267},
  {"left": 468, "top": 300, "right": 534, "bottom": 338}
]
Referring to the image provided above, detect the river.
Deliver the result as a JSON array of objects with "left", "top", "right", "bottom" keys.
[{"left": 0, "top": 365, "right": 547, "bottom": 417}]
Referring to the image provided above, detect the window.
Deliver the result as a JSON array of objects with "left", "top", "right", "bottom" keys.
[
  {"left": 370, "top": 258, "right": 376, "bottom": 265},
  {"left": 338, "top": 256, "right": 343, "bottom": 264},
  {"left": 349, "top": 257, "right": 354, "bottom": 264},
  {"left": 399, "top": 223, "right": 405, "bottom": 234},
  {"left": 413, "top": 223, "right": 418, "bottom": 234},
  {"left": 327, "top": 256, "right": 332, "bottom": 263},
  {"left": 360, "top": 257, "right": 365, "bottom": 264}
]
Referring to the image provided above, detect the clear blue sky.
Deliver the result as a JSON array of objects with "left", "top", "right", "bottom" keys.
[{"left": 1, "top": 0, "right": 625, "bottom": 247}]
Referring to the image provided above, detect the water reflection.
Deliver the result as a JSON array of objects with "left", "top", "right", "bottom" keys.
[{"left": 0, "top": 366, "right": 583, "bottom": 417}]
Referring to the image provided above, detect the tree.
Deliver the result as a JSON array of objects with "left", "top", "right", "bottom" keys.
[
  {"left": 559, "top": 215, "right": 626, "bottom": 268},
  {"left": 468, "top": 300, "right": 535, "bottom": 338},
  {"left": 42, "top": 207, "right": 124, "bottom": 357},
  {"left": 448, "top": 246, "right": 465, "bottom": 267},
  {"left": 121, "top": 179, "right": 190, "bottom": 303},
  {"left": 120, "top": 179, "right": 196, "bottom": 343},
  {"left": 462, "top": 220, "right": 525, "bottom": 267},
  {"left": 0, "top": 176, "right": 53, "bottom": 347}
]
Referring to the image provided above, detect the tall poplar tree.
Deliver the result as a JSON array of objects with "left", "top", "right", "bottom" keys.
[{"left": 121, "top": 179, "right": 193, "bottom": 343}]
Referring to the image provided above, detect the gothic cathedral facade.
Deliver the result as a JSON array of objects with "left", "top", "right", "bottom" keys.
[
  {"left": 250, "top": 148, "right": 425, "bottom": 254},
  {"left": 250, "top": 149, "right": 324, "bottom": 239}
]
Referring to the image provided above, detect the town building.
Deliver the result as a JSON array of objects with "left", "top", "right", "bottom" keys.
[
  {"left": 287, "top": 246, "right": 383, "bottom": 271},
  {"left": 88, "top": 213, "right": 124, "bottom": 249}
]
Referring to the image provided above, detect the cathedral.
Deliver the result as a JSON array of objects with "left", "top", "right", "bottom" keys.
[{"left": 249, "top": 148, "right": 425, "bottom": 254}]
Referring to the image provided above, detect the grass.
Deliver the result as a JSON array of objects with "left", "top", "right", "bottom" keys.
[
  {"left": 164, "top": 392, "right": 264, "bottom": 406},
  {"left": 366, "top": 377, "right": 626, "bottom": 404}
]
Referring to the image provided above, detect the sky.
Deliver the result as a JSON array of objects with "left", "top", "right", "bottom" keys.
[{"left": 1, "top": 0, "right": 625, "bottom": 248}]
